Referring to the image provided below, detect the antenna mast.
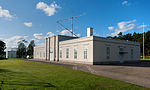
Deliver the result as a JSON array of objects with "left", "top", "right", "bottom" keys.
[
  {"left": 57, "top": 14, "right": 84, "bottom": 37},
  {"left": 143, "top": 23, "right": 145, "bottom": 59}
]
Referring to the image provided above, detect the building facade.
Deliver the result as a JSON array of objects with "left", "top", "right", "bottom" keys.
[
  {"left": 34, "top": 28, "right": 140, "bottom": 65},
  {"left": 6, "top": 48, "right": 17, "bottom": 58}
]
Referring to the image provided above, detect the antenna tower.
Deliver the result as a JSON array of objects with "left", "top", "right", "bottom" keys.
[{"left": 57, "top": 14, "right": 83, "bottom": 37}]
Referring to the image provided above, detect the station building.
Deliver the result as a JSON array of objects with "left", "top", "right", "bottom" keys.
[{"left": 34, "top": 28, "right": 140, "bottom": 64}]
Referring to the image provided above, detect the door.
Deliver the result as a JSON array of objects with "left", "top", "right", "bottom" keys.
[{"left": 120, "top": 55, "right": 124, "bottom": 63}]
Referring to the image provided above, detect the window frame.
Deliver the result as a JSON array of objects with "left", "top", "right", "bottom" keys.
[
  {"left": 83, "top": 45, "right": 88, "bottom": 59},
  {"left": 74, "top": 46, "right": 77, "bottom": 59},
  {"left": 106, "top": 47, "right": 110, "bottom": 59},
  {"left": 66, "top": 48, "right": 69, "bottom": 58},
  {"left": 59, "top": 48, "right": 62, "bottom": 58}
]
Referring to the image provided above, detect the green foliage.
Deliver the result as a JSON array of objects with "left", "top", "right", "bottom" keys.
[
  {"left": 27, "top": 40, "right": 35, "bottom": 58},
  {"left": 0, "top": 40, "right": 6, "bottom": 56},
  {"left": 0, "top": 55, "right": 6, "bottom": 60},
  {"left": 0, "top": 59, "right": 148, "bottom": 89},
  {"left": 109, "top": 31, "right": 150, "bottom": 56},
  {"left": 16, "top": 43, "right": 26, "bottom": 58}
]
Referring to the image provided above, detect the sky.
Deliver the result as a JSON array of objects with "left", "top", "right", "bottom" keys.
[{"left": 0, "top": 0, "right": 150, "bottom": 48}]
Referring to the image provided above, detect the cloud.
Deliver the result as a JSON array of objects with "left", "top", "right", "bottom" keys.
[
  {"left": 136, "top": 25, "right": 148, "bottom": 30},
  {"left": 59, "top": 30, "right": 80, "bottom": 37},
  {"left": 122, "top": 1, "right": 131, "bottom": 6},
  {"left": 109, "top": 20, "right": 136, "bottom": 36},
  {"left": 36, "top": 1, "right": 61, "bottom": 16},
  {"left": 0, "top": 6, "right": 13, "bottom": 19},
  {"left": 60, "top": 30, "right": 72, "bottom": 36},
  {"left": 31, "top": 39, "right": 39, "bottom": 43},
  {"left": 24, "top": 22, "right": 32, "bottom": 27},
  {"left": 108, "top": 26, "right": 114, "bottom": 30},
  {"left": 47, "top": 32, "right": 54, "bottom": 37},
  {"left": 33, "top": 33, "right": 45, "bottom": 39},
  {"left": 3, "top": 36, "right": 28, "bottom": 46}
]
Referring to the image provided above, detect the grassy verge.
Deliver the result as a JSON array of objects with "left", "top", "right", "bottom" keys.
[
  {"left": 141, "top": 56, "right": 150, "bottom": 61},
  {"left": 0, "top": 59, "right": 148, "bottom": 90}
]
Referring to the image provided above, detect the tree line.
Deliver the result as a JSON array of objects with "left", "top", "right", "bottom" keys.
[
  {"left": 107, "top": 31, "right": 150, "bottom": 56},
  {"left": 0, "top": 40, "right": 35, "bottom": 59},
  {"left": 17, "top": 40, "right": 35, "bottom": 58}
]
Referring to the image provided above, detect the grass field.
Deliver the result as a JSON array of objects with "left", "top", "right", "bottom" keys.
[
  {"left": 0, "top": 59, "right": 148, "bottom": 90},
  {"left": 141, "top": 56, "right": 150, "bottom": 61}
]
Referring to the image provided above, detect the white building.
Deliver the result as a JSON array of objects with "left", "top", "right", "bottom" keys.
[
  {"left": 34, "top": 28, "right": 140, "bottom": 65},
  {"left": 6, "top": 48, "right": 17, "bottom": 58}
]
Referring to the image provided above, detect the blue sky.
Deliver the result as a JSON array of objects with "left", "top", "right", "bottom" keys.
[{"left": 0, "top": 0, "right": 150, "bottom": 47}]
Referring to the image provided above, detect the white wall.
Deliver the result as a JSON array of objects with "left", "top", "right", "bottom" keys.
[
  {"left": 59, "top": 36, "right": 93, "bottom": 64},
  {"left": 93, "top": 37, "right": 140, "bottom": 63},
  {"left": 6, "top": 51, "right": 17, "bottom": 58},
  {"left": 34, "top": 45, "right": 46, "bottom": 60}
]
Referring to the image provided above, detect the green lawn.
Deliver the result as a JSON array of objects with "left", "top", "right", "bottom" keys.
[
  {"left": 0, "top": 59, "right": 148, "bottom": 90},
  {"left": 141, "top": 56, "right": 150, "bottom": 61},
  {"left": 141, "top": 58, "right": 150, "bottom": 61}
]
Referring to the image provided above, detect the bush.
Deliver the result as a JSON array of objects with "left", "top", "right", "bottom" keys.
[{"left": 0, "top": 55, "right": 6, "bottom": 60}]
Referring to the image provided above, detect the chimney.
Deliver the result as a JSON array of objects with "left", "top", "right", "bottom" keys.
[{"left": 87, "top": 27, "right": 93, "bottom": 37}]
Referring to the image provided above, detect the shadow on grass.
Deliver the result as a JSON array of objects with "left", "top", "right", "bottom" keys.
[
  {"left": 3, "top": 81, "right": 56, "bottom": 87},
  {"left": 0, "top": 69, "right": 56, "bottom": 88},
  {"left": 0, "top": 59, "right": 8, "bottom": 61},
  {"left": 0, "top": 69, "right": 12, "bottom": 73}
]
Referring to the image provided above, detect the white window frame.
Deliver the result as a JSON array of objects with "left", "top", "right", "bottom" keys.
[
  {"left": 106, "top": 47, "right": 110, "bottom": 59},
  {"left": 131, "top": 48, "right": 134, "bottom": 58},
  {"left": 84, "top": 45, "right": 88, "bottom": 59},
  {"left": 59, "top": 48, "right": 62, "bottom": 58},
  {"left": 74, "top": 46, "right": 77, "bottom": 59},
  {"left": 66, "top": 48, "right": 69, "bottom": 58}
]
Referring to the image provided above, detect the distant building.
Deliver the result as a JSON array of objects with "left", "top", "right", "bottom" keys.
[
  {"left": 6, "top": 48, "right": 17, "bottom": 58},
  {"left": 34, "top": 28, "right": 140, "bottom": 65}
]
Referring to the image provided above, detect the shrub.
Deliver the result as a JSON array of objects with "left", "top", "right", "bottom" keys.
[{"left": 0, "top": 55, "right": 6, "bottom": 60}]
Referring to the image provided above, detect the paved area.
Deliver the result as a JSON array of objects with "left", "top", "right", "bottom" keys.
[{"left": 27, "top": 59, "right": 150, "bottom": 88}]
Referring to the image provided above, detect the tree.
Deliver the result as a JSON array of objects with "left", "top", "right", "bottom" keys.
[
  {"left": 0, "top": 40, "right": 6, "bottom": 55},
  {"left": 118, "top": 32, "right": 123, "bottom": 40},
  {"left": 17, "top": 43, "right": 26, "bottom": 58},
  {"left": 112, "top": 31, "right": 150, "bottom": 56},
  {"left": 27, "top": 40, "right": 35, "bottom": 58}
]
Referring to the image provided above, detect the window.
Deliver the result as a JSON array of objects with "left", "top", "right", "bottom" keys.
[
  {"left": 43, "top": 52, "right": 45, "bottom": 57},
  {"left": 106, "top": 47, "right": 110, "bottom": 59},
  {"left": 40, "top": 52, "right": 42, "bottom": 57},
  {"left": 74, "top": 46, "right": 77, "bottom": 59},
  {"left": 59, "top": 48, "right": 62, "bottom": 58},
  {"left": 131, "top": 49, "right": 133, "bottom": 58},
  {"left": 66, "top": 48, "right": 69, "bottom": 58},
  {"left": 84, "top": 45, "right": 88, "bottom": 59}
]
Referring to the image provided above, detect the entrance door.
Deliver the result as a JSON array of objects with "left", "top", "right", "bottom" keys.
[{"left": 120, "top": 55, "right": 124, "bottom": 63}]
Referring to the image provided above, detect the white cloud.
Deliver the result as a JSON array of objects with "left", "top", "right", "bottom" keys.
[
  {"left": 59, "top": 30, "right": 80, "bottom": 37},
  {"left": 24, "top": 22, "right": 32, "bottom": 27},
  {"left": 108, "top": 26, "right": 114, "bottom": 30},
  {"left": 60, "top": 30, "right": 72, "bottom": 36},
  {"left": 122, "top": 1, "right": 131, "bottom": 6},
  {"left": 31, "top": 39, "right": 39, "bottom": 43},
  {"left": 0, "top": 6, "right": 13, "bottom": 19},
  {"left": 136, "top": 25, "right": 148, "bottom": 30},
  {"left": 3, "top": 36, "right": 28, "bottom": 46},
  {"left": 36, "top": 1, "right": 61, "bottom": 16},
  {"left": 76, "top": 34, "right": 81, "bottom": 37},
  {"left": 47, "top": 32, "right": 54, "bottom": 37},
  {"left": 33, "top": 33, "right": 45, "bottom": 39},
  {"left": 109, "top": 20, "right": 136, "bottom": 36}
]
